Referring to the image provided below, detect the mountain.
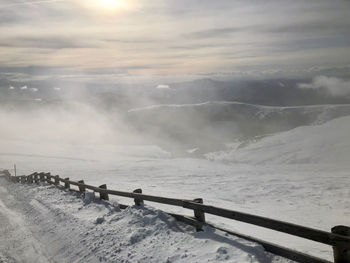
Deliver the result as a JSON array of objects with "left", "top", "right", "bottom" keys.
[
  {"left": 127, "top": 101, "right": 350, "bottom": 153},
  {"left": 206, "top": 115, "right": 350, "bottom": 165},
  {"left": 3, "top": 77, "right": 350, "bottom": 111},
  {"left": 152, "top": 78, "right": 350, "bottom": 106}
]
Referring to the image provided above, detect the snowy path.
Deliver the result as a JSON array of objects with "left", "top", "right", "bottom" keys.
[
  {"left": 0, "top": 178, "right": 292, "bottom": 263},
  {"left": 0, "top": 184, "right": 54, "bottom": 263}
]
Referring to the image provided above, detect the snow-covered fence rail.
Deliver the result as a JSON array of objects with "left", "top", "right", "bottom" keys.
[{"left": 1, "top": 170, "right": 349, "bottom": 263}]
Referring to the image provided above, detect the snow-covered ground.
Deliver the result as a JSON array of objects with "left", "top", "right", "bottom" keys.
[
  {"left": 1, "top": 115, "right": 350, "bottom": 262},
  {"left": 206, "top": 115, "right": 350, "bottom": 165},
  {"left": 0, "top": 177, "right": 290, "bottom": 263}
]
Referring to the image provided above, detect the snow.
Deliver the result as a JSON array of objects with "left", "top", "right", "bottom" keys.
[
  {"left": 127, "top": 101, "right": 350, "bottom": 153},
  {"left": 128, "top": 101, "right": 350, "bottom": 131},
  {"left": 206, "top": 115, "right": 350, "bottom": 164},
  {"left": 0, "top": 178, "right": 289, "bottom": 263},
  {"left": 128, "top": 101, "right": 350, "bottom": 113},
  {"left": 128, "top": 101, "right": 350, "bottom": 126},
  {"left": 0, "top": 115, "right": 349, "bottom": 262}
]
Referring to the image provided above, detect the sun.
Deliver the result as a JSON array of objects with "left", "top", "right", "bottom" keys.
[
  {"left": 98, "top": 0, "right": 127, "bottom": 11},
  {"left": 79, "top": 0, "right": 133, "bottom": 15}
]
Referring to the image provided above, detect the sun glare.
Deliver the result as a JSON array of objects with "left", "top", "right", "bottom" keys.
[
  {"left": 98, "top": 0, "right": 127, "bottom": 11},
  {"left": 80, "top": 0, "right": 133, "bottom": 14}
]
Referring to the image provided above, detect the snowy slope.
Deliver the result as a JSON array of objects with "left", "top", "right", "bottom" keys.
[
  {"left": 127, "top": 101, "right": 350, "bottom": 152},
  {"left": 128, "top": 101, "right": 350, "bottom": 126},
  {"left": 0, "top": 106, "right": 349, "bottom": 262},
  {"left": 0, "top": 177, "right": 290, "bottom": 263},
  {"left": 206, "top": 115, "right": 350, "bottom": 165}
]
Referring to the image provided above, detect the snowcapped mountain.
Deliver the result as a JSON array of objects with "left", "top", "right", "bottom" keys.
[
  {"left": 127, "top": 101, "right": 350, "bottom": 153},
  {"left": 206, "top": 115, "right": 350, "bottom": 165}
]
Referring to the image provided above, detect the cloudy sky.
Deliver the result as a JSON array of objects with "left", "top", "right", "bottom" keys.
[{"left": 0, "top": 0, "right": 350, "bottom": 83}]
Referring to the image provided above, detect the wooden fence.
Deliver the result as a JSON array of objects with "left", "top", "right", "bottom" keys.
[{"left": 1, "top": 170, "right": 349, "bottom": 263}]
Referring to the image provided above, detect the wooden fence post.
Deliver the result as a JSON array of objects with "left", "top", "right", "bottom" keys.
[
  {"left": 46, "top": 173, "right": 51, "bottom": 184},
  {"left": 78, "top": 180, "right": 85, "bottom": 193},
  {"left": 39, "top": 173, "right": 45, "bottom": 182},
  {"left": 64, "top": 178, "right": 70, "bottom": 189},
  {"left": 27, "top": 174, "right": 33, "bottom": 184},
  {"left": 54, "top": 175, "right": 60, "bottom": 186},
  {"left": 332, "top": 225, "right": 350, "bottom": 263},
  {"left": 99, "top": 184, "right": 109, "bottom": 201},
  {"left": 34, "top": 173, "right": 39, "bottom": 184},
  {"left": 133, "top": 188, "right": 144, "bottom": 206},
  {"left": 193, "top": 198, "right": 205, "bottom": 231},
  {"left": 20, "top": 176, "right": 26, "bottom": 184}
]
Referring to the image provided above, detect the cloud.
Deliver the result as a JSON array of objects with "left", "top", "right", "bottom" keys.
[
  {"left": 0, "top": 10, "right": 24, "bottom": 24},
  {"left": 0, "top": 0, "right": 350, "bottom": 82},
  {"left": 298, "top": 76, "right": 350, "bottom": 97},
  {"left": 30, "top": 88, "right": 39, "bottom": 92},
  {"left": 20, "top": 85, "right": 28, "bottom": 90},
  {"left": 0, "top": 0, "right": 65, "bottom": 8},
  {"left": 306, "top": 65, "right": 350, "bottom": 79},
  {"left": 9, "top": 86, "right": 15, "bottom": 90},
  {"left": 53, "top": 87, "right": 61, "bottom": 91},
  {"left": 184, "top": 27, "right": 243, "bottom": 39},
  {"left": 0, "top": 65, "right": 88, "bottom": 82},
  {"left": 0, "top": 36, "right": 96, "bottom": 50},
  {"left": 156, "top": 84, "right": 170, "bottom": 89}
]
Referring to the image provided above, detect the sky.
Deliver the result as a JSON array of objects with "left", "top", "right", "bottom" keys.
[{"left": 0, "top": 0, "right": 350, "bottom": 84}]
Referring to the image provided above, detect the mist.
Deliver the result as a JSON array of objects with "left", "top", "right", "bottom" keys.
[
  {"left": 2, "top": 76, "right": 350, "bottom": 159},
  {"left": 0, "top": 96, "right": 150, "bottom": 162},
  {"left": 298, "top": 76, "right": 350, "bottom": 97}
]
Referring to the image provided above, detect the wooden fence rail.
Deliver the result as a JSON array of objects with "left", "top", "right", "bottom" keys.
[{"left": 1, "top": 169, "right": 349, "bottom": 263}]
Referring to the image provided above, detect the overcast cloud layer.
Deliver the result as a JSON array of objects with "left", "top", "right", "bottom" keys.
[{"left": 0, "top": 0, "right": 350, "bottom": 83}]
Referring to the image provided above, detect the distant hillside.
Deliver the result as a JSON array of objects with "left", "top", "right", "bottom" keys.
[
  {"left": 2, "top": 77, "right": 350, "bottom": 110},
  {"left": 206, "top": 115, "right": 350, "bottom": 165},
  {"left": 127, "top": 102, "right": 350, "bottom": 153},
  {"left": 144, "top": 78, "right": 350, "bottom": 106}
]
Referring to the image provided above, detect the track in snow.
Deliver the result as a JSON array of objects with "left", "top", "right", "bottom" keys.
[{"left": 0, "top": 178, "right": 293, "bottom": 263}]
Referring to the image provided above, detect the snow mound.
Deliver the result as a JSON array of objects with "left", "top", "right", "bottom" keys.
[
  {"left": 0, "top": 179, "right": 291, "bottom": 262},
  {"left": 206, "top": 115, "right": 350, "bottom": 165}
]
